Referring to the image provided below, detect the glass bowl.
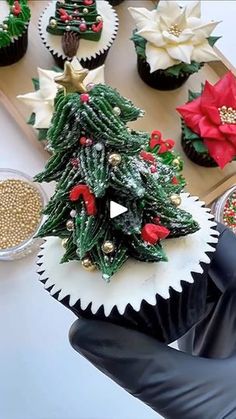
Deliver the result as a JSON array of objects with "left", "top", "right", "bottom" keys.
[
  {"left": 212, "top": 186, "right": 236, "bottom": 234},
  {"left": 0, "top": 168, "right": 48, "bottom": 261}
]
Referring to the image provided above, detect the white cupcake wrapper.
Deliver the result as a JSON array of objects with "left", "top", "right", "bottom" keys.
[
  {"left": 37, "top": 193, "right": 219, "bottom": 317},
  {"left": 38, "top": 1, "right": 119, "bottom": 64}
]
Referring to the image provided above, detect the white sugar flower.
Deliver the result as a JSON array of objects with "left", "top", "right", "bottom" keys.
[
  {"left": 129, "top": 1, "right": 220, "bottom": 72},
  {"left": 18, "top": 58, "right": 105, "bottom": 129}
]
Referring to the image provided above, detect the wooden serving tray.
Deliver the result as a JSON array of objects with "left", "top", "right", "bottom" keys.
[{"left": 0, "top": 0, "right": 235, "bottom": 202}]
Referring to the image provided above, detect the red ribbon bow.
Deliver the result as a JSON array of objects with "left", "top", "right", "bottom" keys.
[{"left": 150, "top": 130, "right": 175, "bottom": 154}]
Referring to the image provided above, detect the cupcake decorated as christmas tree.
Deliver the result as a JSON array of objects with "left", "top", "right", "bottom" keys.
[
  {"left": 17, "top": 58, "right": 105, "bottom": 146},
  {"left": 36, "top": 62, "right": 218, "bottom": 343},
  {"left": 129, "top": 0, "right": 220, "bottom": 90},
  {"left": 177, "top": 72, "right": 236, "bottom": 168},
  {"left": 39, "top": 0, "right": 118, "bottom": 69},
  {"left": 0, "top": 0, "right": 31, "bottom": 66}
]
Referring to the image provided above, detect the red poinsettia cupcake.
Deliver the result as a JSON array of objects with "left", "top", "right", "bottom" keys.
[{"left": 177, "top": 72, "right": 236, "bottom": 168}]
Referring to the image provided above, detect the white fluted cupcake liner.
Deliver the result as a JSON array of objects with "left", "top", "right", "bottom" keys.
[
  {"left": 38, "top": 1, "right": 119, "bottom": 69},
  {"left": 37, "top": 193, "right": 219, "bottom": 343}
]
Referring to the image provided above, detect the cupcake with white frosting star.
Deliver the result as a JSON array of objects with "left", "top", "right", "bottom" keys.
[{"left": 129, "top": 1, "right": 221, "bottom": 90}]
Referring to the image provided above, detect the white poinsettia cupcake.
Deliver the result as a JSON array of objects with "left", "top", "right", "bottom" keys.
[
  {"left": 129, "top": 0, "right": 221, "bottom": 90},
  {"left": 17, "top": 58, "right": 105, "bottom": 146}
]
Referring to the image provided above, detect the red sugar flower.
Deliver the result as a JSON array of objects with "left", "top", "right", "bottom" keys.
[{"left": 177, "top": 72, "right": 236, "bottom": 168}]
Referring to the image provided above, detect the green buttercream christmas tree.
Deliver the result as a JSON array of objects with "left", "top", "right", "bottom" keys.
[
  {"left": 47, "top": 0, "right": 103, "bottom": 57},
  {"left": 35, "top": 62, "right": 199, "bottom": 281},
  {"left": 0, "top": 0, "right": 30, "bottom": 48}
]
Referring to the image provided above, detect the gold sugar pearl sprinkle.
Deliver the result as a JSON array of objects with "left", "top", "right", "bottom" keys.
[
  {"left": 218, "top": 106, "right": 236, "bottom": 125},
  {"left": 168, "top": 24, "right": 182, "bottom": 37},
  {"left": 0, "top": 179, "right": 43, "bottom": 250}
]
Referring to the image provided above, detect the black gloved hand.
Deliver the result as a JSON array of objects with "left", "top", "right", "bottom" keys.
[{"left": 69, "top": 225, "right": 236, "bottom": 419}]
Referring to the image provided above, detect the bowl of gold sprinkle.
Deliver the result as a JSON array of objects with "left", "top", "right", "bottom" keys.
[{"left": 0, "top": 169, "right": 47, "bottom": 260}]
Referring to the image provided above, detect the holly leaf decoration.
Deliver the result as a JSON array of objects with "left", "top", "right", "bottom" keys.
[
  {"left": 165, "top": 61, "right": 202, "bottom": 77},
  {"left": 131, "top": 30, "right": 147, "bottom": 60},
  {"left": 51, "top": 65, "right": 63, "bottom": 73},
  {"left": 38, "top": 128, "right": 48, "bottom": 142},
  {"left": 208, "top": 36, "right": 221, "bottom": 47},
  {"left": 32, "top": 77, "right": 40, "bottom": 91},
  {"left": 192, "top": 140, "right": 208, "bottom": 154},
  {"left": 188, "top": 89, "right": 201, "bottom": 102},
  {"left": 182, "top": 124, "right": 201, "bottom": 141},
  {"left": 28, "top": 113, "right": 36, "bottom": 126}
]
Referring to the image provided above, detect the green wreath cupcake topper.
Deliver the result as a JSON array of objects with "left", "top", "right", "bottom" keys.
[{"left": 0, "top": 0, "right": 31, "bottom": 48}]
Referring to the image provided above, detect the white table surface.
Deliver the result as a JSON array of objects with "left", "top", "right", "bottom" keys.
[
  {"left": 0, "top": 103, "right": 159, "bottom": 419},
  {"left": 183, "top": 0, "right": 236, "bottom": 71}
]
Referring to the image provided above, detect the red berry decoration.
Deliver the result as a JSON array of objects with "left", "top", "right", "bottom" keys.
[
  {"left": 171, "top": 176, "right": 179, "bottom": 184},
  {"left": 70, "top": 158, "right": 80, "bottom": 168},
  {"left": 84, "top": 0, "right": 93, "bottom": 5},
  {"left": 79, "top": 23, "right": 87, "bottom": 32},
  {"left": 152, "top": 217, "right": 160, "bottom": 224},
  {"left": 80, "top": 93, "right": 90, "bottom": 103},
  {"left": 69, "top": 184, "right": 97, "bottom": 216},
  {"left": 86, "top": 138, "right": 93, "bottom": 146},
  {"left": 12, "top": 0, "right": 21, "bottom": 16},
  {"left": 80, "top": 136, "right": 87, "bottom": 145},
  {"left": 150, "top": 165, "right": 157, "bottom": 173},
  {"left": 141, "top": 224, "right": 170, "bottom": 245}
]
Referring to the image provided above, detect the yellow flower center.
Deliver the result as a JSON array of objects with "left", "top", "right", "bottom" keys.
[
  {"left": 168, "top": 24, "right": 182, "bottom": 37},
  {"left": 218, "top": 106, "right": 236, "bottom": 125}
]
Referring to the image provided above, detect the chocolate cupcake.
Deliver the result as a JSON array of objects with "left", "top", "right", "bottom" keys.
[
  {"left": 0, "top": 0, "right": 31, "bottom": 66},
  {"left": 38, "top": 194, "right": 218, "bottom": 343},
  {"left": 177, "top": 73, "right": 236, "bottom": 169},
  {"left": 129, "top": 1, "right": 220, "bottom": 91},
  {"left": 39, "top": 0, "right": 118, "bottom": 69},
  {"left": 181, "top": 122, "right": 217, "bottom": 167},
  {"left": 137, "top": 56, "right": 191, "bottom": 91}
]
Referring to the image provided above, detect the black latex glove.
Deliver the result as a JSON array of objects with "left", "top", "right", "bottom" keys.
[{"left": 69, "top": 224, "right": 236, "bottom": 419}]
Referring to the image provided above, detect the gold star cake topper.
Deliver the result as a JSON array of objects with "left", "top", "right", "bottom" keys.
[{"left": 55, "top": 62, "right": 89, "bottom": 94}]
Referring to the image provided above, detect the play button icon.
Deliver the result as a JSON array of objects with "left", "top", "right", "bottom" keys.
[{"left": 110, "top": 201, "right": 128, "bottom": 219}]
